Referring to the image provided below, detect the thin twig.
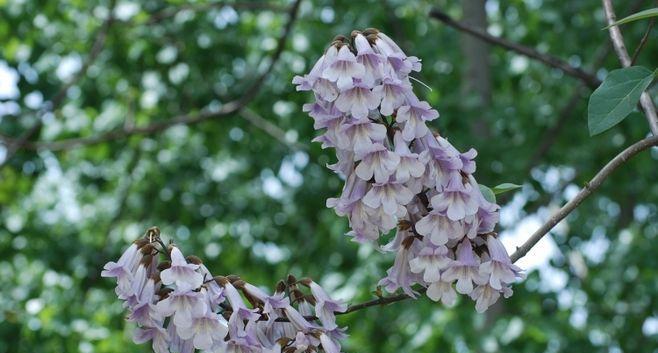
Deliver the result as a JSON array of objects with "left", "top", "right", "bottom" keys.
[
  {"left": 429, "top": 8, "right": 601, "bottom": 88},
  {"left": 3, "top": 0, "right": 302, "bottom": 152},
  {"left": 630, "top": 17, "right": 655, "bottom": 65},
  {"left": 0, "top": 0, "right": 117, "bottom": 167},
  {"left": 340, "top": 288, "right": 427, "bottom": 315},
  {"left": 602, "top": 0, "right": 658, "bottom": 136},
  {"left": 510, "top": 135, "right": 658, "bottom": 262},
  {"left": 240, "top": 107, "right": 308, "bottom": 151},
  {"left": 523, "top": 39, "right": 613, "bottom": 174}
]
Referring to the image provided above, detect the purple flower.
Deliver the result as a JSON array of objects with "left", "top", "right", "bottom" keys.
[
  {"left": 243, "top": 282, "right": 289, "bottom": 324},
  {"left": 363, "top": 182, "right": 414, "bottom": 215},
  {"left": 303, "top": 101, "right": 343, "bottom": 130},
  {"left": 322, "top": 45, "right": 365, "bottom": 90},
  {"left": 293, "top": 29, "right": 519, "bottom": 314},
  {"left": 127, "top": 278, "right": 160, "bottom": 327},
  {"left": 396, "top": 100, "right": 439, "bottom": 141},
  {"left": 414, "top": 210, "right": 464, "bottom": 246},
  {"left": 479, "top": 236, "right": 523, "bottom": 290},
  {"left": 409, "top": 246, "right": 451, "bottom": 283},
  {"left": 373, "top": 73, "right": 411, "bottom": 116},
  {"left": 374, "top": 32, "right": 420, "bottom": 77},
  {"left": 102, "top": 243, "right": 142, "bottom": 296},
  {"left": 133, "top": 326, "right": 169, "bottom": 353},
  {"left": 320, "top": 331, "right": 343, "bottom": 353},
  {"left": 223, "top": 282, "right": 260, "bottom": 326},
  {"left": 470, "top": 283, "right": 501, "bottom": 313},
  {"left": 334, "top": 79, "right": 381, "bottom": 119},
  {"left": 283, "top": 305, "right": 315, "bottom": 332},
  {"left": 460, "top": 148, "right": 477, "bottom": 174},
  {"left": 176, "top": 311, "right": 229, "bottom": 350},
  {"left": 379, "top": 241, "right": 419, "bottom": 297},
  {"left": 426, "top": 280, "right": 457, "bottom": 306},
  {"left": 418, "top": 134, "right": 463, "bottom": 188},
  {"left": 198, "top": 264, "right": 225, "bottom": 309},
  {"left": 167, "top": 322, "right": 195, "bottom": 353},
  {"left": 393, "top": 132, "right": 425, "bottom": 182},
  {"left": 354, "top": 33, "right": 384, "bottom": 80},
  {"left": 337, "top": 120, "right": 386, "bottom": 155},
  {"left": 155, "top": 288, "right": 207, "bottom": 329},
  {"left": 160, "top": 247, "right": 203, "bottom": 291},
  {"left": 430, "top": 173, "right": 479, "bottom": 221},
  {"left": 441, "top": 239, "right": 486, "bottom": 295},
  {"left": 354, "top": 143, "right": 400, "bottom": 183},
  {"left": 310, "top": 281, "right": 347, "bottom": 330},
  {"left": 101, "top": 243, "right": 140, "bottom": 279}
]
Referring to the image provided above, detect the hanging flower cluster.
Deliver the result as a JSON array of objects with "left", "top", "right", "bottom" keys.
[
  {"left": 293, "top": 29, "right": 523, "bottom": 312},
  {"left": 102, "top": 228, "right": 347, "bottom": 353}
]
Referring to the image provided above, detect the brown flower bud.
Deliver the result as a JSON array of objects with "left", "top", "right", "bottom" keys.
[
  {"left": 362, "top": 27, "right": 379, "bottom": 36},
  {"left": 214, "top": 275, "right": 229, "bottom": 286},
  {"left": 227, "top": 274, "right": 241, "bottom": 283},
  {"left": 157, "top": 261, "right": 171, "bottom": 271},
  {"left": 186, "top": 255, "right": 203, "bottom": 265},
  {"left": 275, "top": 280, "right": 287, "bottom": 294}
]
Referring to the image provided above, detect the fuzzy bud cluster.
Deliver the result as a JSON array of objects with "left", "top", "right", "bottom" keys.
[
  {"left": 102, "top": 229, "right": 347, "bottom": 353},
  {"left": 293, "top": 29, "right": 523, "bottom": 312}
]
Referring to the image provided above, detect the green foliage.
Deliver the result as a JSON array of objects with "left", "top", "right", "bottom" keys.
[
  {"left": 1, "top": 1, "right": 658, "bottom": 353},
  {"left": 587, "top": 66, "right": 655, "bottom": 136},
  {"left": 479, "top": 184, "right": 497, "bottom": 204},
  {"left": 492, "top": 183, "right": 523, "bottom": 195},
  {"left": 603, "top": 7, "right": 658, "bottom": 28}
]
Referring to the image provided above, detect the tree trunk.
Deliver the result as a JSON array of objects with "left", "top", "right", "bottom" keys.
[{"left": 460, "top": 0, "right": 492, "bottom": 138}]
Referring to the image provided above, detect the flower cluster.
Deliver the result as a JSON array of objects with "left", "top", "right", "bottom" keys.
[
  {"left": 102, "top": 228, "right": 347, "bottom": 353},
  {"left": 293, "top": 29, "right": 523, "bottom": 312}
]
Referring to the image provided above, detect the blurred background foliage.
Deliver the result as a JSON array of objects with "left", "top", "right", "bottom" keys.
[{"left": 1, "top": 0, "right": 658, "bottom": 352}]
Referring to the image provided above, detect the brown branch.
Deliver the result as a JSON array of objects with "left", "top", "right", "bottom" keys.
[
  {"left": 602, "top": 0, "right": 658, "bottom": 136},
  {"left": 429, "top": 8, "right": 602, "bottom": 89},
  {"left": 523, "top": 37, "right": 615, "bottom": 174},
  {"left": 0, "top": 0, "right": 117, "bottom": 167},
  {"left": 510, "top": 135, "right": 658, "bottom": 262},
  {"left": 4, "top": 0, "right": 302, "bottom": 152},
  {"left": 631, "top": 17, "right": 655, "bottom": 65},
  {"left": 339, "top": 288, "right": 427, "bottom": 315}
]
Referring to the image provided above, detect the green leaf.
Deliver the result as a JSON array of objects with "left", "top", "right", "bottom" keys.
[
  {"left": 587, "top": 66, "right": 656, "bottom": 136},
  {"left": 479, "top": 184, "right": 496, "bottom": 204},
  {"left": 492, "top": 183, "right": 522, "bottom": 195},
  {"left": 603, "top": 8, "right": 658, "bottom": 28}
]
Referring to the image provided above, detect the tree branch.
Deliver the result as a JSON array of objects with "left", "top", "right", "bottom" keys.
[
  {"left": 602, "top": 0, "right": 658, "bottom": 136},
  {"left": 240, "top": 107, "right": 308, "bottom": 151},
  {"left": 429, "top": 8, "right": 601, "bottom": 89},
  {"left": 336, "top": 135, "right": 658, "bottom": 315},
  {"left": 630, "top": 17, "right": 655, "bottom": 65},
  {"left": 510, "top": 135, "right": 658, "bottom": 262},
  {"left": 2, "top": 0, "right": 302, "bottom": 152}
]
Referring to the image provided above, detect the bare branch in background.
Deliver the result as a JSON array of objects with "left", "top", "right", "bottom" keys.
[
  {"left": 510, "top": 135, "right": 658, "bottom": 262},
  {"left": 1, "top": 0, "right": 302, "bottom": 152},
  {"left": 602, "top": 0, "right": 658, "bottom": 135},
  {"left": 429, "top": 8, "right": 602, "bottom": 89},
  {"left": 240, "top": 107, "right": 308, "bottom": 151},
  {"left": 631, "top": 17, "right": 655, "bottom": 65},
  {"left": 524, "top": 37, "right": 615, "bottom": 174},
  {"left": 0, "top": 0, "right": 117, "bottom": 167}
]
